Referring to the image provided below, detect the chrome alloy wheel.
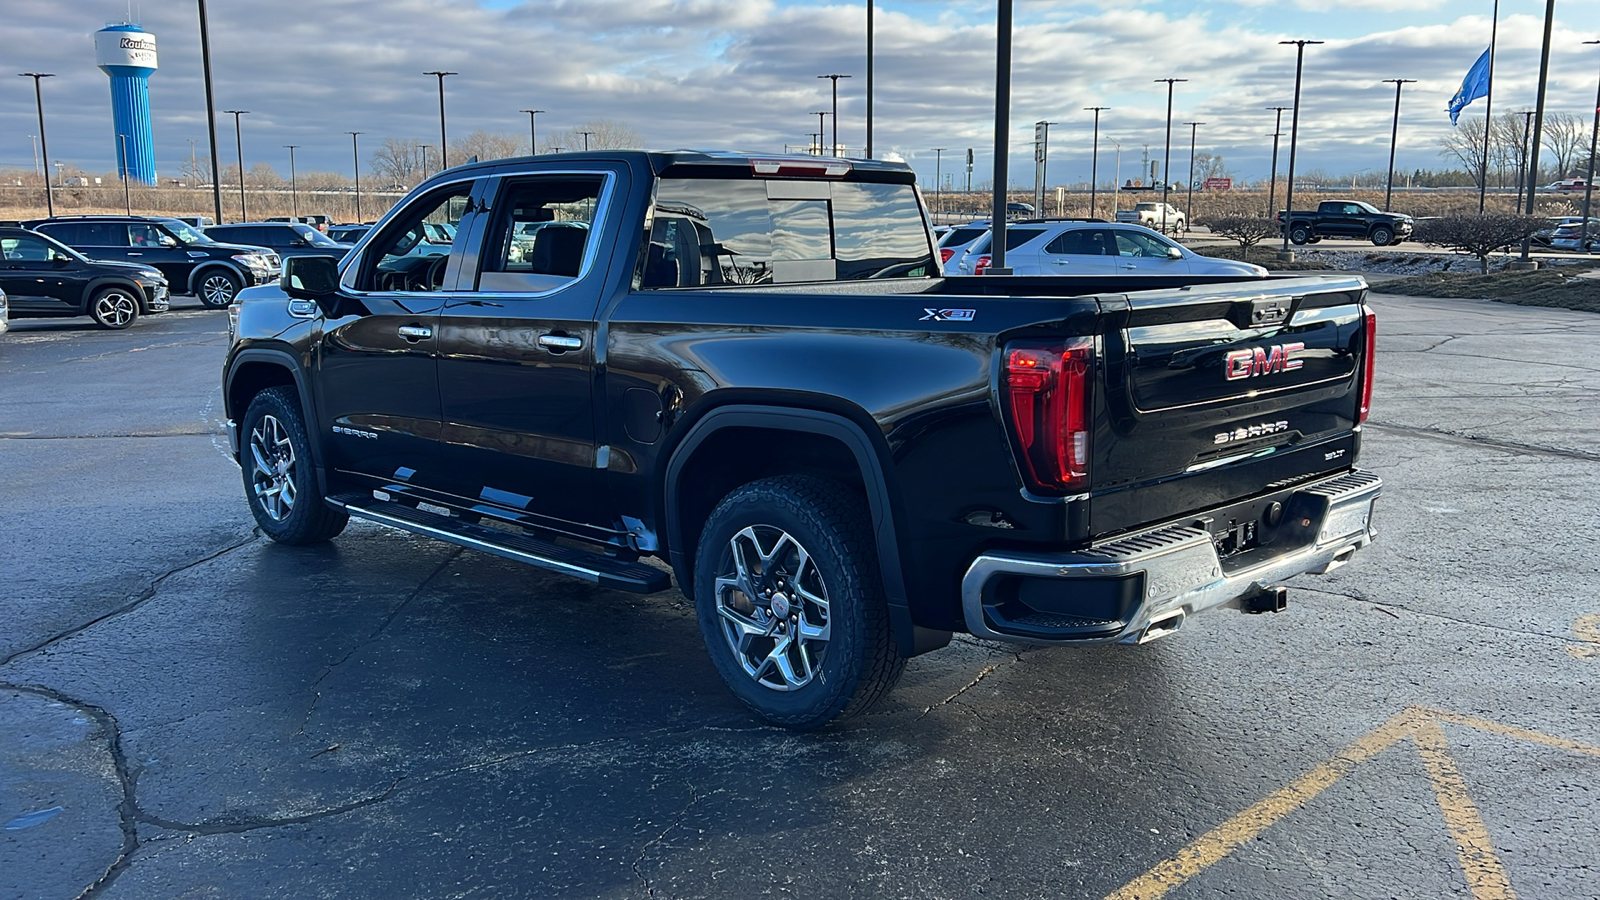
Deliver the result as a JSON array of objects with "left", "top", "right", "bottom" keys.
[
  {"left": 94, "top": 290, "right": 138, "bottom": 327},
  {"left": 714, "top": 525, "right": 831, "bottom": 691},
  {"left": 249, "top": 414, "right": 297, "bottom": 522},
  {"left": 201, "top": 273, "right": 238, "bottom": 307}
]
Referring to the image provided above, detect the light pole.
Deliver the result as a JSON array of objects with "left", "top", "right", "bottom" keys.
[
  {"left": 1580, "top": 40, "right": 1600, "bottom": 252},
  {"left": 989, "top": 0, "right": 1014, "bottom": 274},
  {"left": 421, "top": 144, "right": 434, "bottom": 178},
  {"left": 1036, "top": 120, "right": 1056, "bottom": 214},
  {"left": 578, "top": 130, "right": 595, "bottom": 151},
  {"left": 865, "top": 1, "right": 874, "bottom": 158},
  {"left": 1381, "top": 79, "right": 1415, "bottom": 212},
  {"left": 1153, "top": 78, "right": 1187, "bottom": 233},
  {"left": 1085, "top": 106, "right": 1108, "bottom": 219},
  {"left": 810, "top": 113, "right": 828, "bottom": 155},
  {"left": 1518, "top": 0, "right": 1556, "bottom": 264},
  {"left": 119, "top": 134, "right": 132, "bottom": 214},
  {"left": 817, "top": 74, "right": 851, "bottom": 155},
  {"left": 347, "top": 131, "right": 363, "bottom": 223},
  {"left": 196, "top": 0, "right": 223, "bottom": 224},
  {"left": 932, "top": 147, "right": 947, "bottom": 222},
  {"left": 1480, "top": 0, "right": 1501, "bottom": 213},
  {"left": 520, "top": 109, "right": 545, "bottom": 155},
  {"left": 1266, "top": 106, "right": 1290, "bottom": 218},
  {"left": 424, "top": 70, "right": 457, "bottom": 169},
  {"left": 18, "top": 72, "right": 55, "bottom": 217},
  {"left": 284, "top": 145, "right": 300, "bottom": 217},
  {"left": 1514, "top": 110, "right": 1535, "bottom": 212},
  {"left": 1184, "top": 121, "right": 1204, "bottom": 223},
  {"left": 223, "top": 109, "right": 249, "bottom": 221},
  {"left": 1279, "top": 40, "right": 1324, "bottom": 256}
]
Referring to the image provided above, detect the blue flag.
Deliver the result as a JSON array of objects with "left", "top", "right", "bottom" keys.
[{"left": 1448, "top": 48, "right": 1492, "bottom": 125}]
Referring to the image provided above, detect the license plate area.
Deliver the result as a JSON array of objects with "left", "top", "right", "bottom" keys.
[{"left": 1210, "top": 519, "right": 1259, "bottom": 559}]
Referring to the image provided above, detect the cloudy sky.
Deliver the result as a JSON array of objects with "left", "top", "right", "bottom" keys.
[{"left": 2, "top": 0, "right": 1591, "bottom": 188}]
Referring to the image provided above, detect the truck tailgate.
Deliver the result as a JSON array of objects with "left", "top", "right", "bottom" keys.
[{"left": 1087, "top": 275, "right": 1371, "bottom": 538}]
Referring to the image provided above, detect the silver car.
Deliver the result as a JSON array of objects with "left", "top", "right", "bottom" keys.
[{"left": 956, "top": 221, "right": 1266, "bottom": 278}]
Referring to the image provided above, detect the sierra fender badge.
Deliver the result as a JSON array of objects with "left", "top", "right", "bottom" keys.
[
  {"left": 921, "top": 308, "right": 975, "bottom": 322},
  {"left": 334, "top": 425, "right": 378, "bottom": 440}
]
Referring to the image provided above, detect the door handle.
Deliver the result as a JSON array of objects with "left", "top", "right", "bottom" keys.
[
  {"left": 538, "top": 334, "right": 583, "bottom": 352},
  {"left": 1120, "top": 264, "right": 1138, "bottom": 269},
  {"left": 1049, "top": 260, "right": 1071, "bottom": 266},
  {"left": 127, "top": 252, "right": 143, "bottom": 256},
  {"left": 398, "top": 324, "right": 433, "bottom": 341}
]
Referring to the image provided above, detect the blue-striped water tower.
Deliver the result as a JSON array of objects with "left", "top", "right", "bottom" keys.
[{"left": 95, "top": 24, "right": 159, "bottom": 185}]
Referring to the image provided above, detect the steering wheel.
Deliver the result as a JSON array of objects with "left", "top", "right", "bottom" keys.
[{"left": 424, "top": 255, "right": 449, "bottom": 291}]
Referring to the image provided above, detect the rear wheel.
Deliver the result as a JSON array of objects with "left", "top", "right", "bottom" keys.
[
  {"left": 198, "top": 269, "right": 243, "bottom": 309},
  {"left": 1289, "top": 225, "right": 1312, "bottom": 245},
  {"left": 240, "top": 386, "right": 348, "bottom": 544},
  {"left": 1370, "top": 226, "right": 1394, "bottom": 247},
  {"left": 88, "top": 287, "right": 139, "bottom": 329},
  {"left": 694, "top": 476, "right": 904, "bottom": 730}
]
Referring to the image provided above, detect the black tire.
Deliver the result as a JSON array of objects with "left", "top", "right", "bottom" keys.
[
  {"left": 1370, "top": 226, "right": 1394, "bottom": 247},
  {"left": 198, "top": 268, "right": 243, "bottom": 309},
  {"left": 694, "top": 475, "right": 905, "bottom": 730},
  {"left": 1308, "top": 236, "right": 1323, "bottom": 244},
  {"left": 1289, "top": 225, "right": 1312, "bottom": 245},
  {"left": 240, "top": 386, "right": 348, "bottom": 544},
  {"left": 87, "top": 286, "right": 140, "bottom": 329}
]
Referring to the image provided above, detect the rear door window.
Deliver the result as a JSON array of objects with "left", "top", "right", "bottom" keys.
[{"left": 474, "top": 174, "right": 607, "bottom": 294}]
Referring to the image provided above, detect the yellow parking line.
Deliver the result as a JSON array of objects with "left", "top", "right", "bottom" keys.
[
  {"left": 1103, "top": 708, "right": 1423, "bottom": 900},
  {"left": 1569, "top": 614, "right": 1600, "bottom": 659},
  {"left": 1428, "top": 708, "right": 1600, "bottom": 758},
  {"left": 1414, "top": 717, "right": 1518, "bottom": 900}
]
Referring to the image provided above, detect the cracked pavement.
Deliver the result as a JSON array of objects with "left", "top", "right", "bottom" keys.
[{"left": 2, "top": 291, "right": 1598, "bottom": 899}]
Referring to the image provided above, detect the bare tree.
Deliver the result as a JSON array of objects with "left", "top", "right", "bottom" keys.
[
  {"left": 370, "top": 137, "right": 426, "bottom": 188},
  {"left": 449, "top": 130, "right": 522, "bottom": 164},
  {"left": 248, "top": 162, "right": 283, "bottom": 189},
  {"left": 540, "top": 119, "right": 644, "bottom": 153},
  {"left": 1439, "top": 116, "right": 1489, "bottom": 188},
  {"left": 1541, "top": 112, "right": 1588, "bottom": 180},
  {"left": 1414, "top": 214, "right": 1551, "bottom": 274},
  {"left": 1198, "top": 215, "right": 1277, "bottom": 251},
  {"left": 1189, "top": 152, "right": 1230, "bottom": 182}
]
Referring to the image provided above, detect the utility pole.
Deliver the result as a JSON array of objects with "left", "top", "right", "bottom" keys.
[
  {"left": 1279, "top": 40, "right": 1324, "bottom": 257},
  {"left": 424, "top": 70, "right": 457, "bottom": 169},
  {"left": 18, "top": 73, "right": 55, "bottom": 217},
  {"left": 1381, "top": 79, "right": 1415, "bottom": 212},
  {"left": 1184, "top": 121, "right": 1204, "bottom": 223},
  {"left": 348, "top": 131, "right": 363, "bottom": 222},
  {"left": 520, "top": 108, "right": 545, "bottom": 155},
  {"left": 223, "top": 109, "right": 249, "bottom": 221},
  {"left": 284, "top": 145, "right": 300, "bottom": 217},
  {"left": 1084, "top": 107, "right": 1108, "bottom": 218},
  {"left": 197, "top": 0, "right": 224, "bottom": 224},
  {"left": 1153, "top": 78, "right": 1187, "bottom": 233},
  {"left": 817, "top": 74, "right": 851, "bottom": 155},
  {"left": 1265, "top": 106, "right": 1290, "bottom": 218}
]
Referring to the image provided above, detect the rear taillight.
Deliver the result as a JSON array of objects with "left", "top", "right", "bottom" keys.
[
  {"left": 1003, "top": 339, "right": 1093, "bottom": 493},
  {"left": 1358, "top": 309, "right": 1376, "bottom": 423},
  {"left": 940, "top": 247, "right": 955, "bottom": 264},
  {"left": 975, "top": 254, "right": 992, "bottom": 275}
]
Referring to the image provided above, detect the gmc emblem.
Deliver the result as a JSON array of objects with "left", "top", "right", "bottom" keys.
[{"left": 1225, "top": 342, "right": 1305, "bottom": 381}]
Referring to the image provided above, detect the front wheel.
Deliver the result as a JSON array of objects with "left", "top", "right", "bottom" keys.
[
  {"left": 198, "top": 269, "right": 243, "bottom": 309},
  {"left": 1370, "top": 226, "right": 1394, "bottom": 247},
  {"left": 88, "top": 287, "right": 140, "bottom": 329},
  {"left": 240, "top": 386, "right": 348, "bottom": 544},
  {"left": 1289, "top": 225, "right": 1312, "bottom": 245},
  {"left": 694, "top": 476, "right": 905, "bottom": 730}
]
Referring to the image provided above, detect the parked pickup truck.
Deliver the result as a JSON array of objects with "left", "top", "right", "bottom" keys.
[
  {"left": 1115, "top": 201, "right": 1187, "bottom": 233},
  {"left": 1278, "top": 200, "right": 1414, "bottom": 246},
  {"left": 222, "top": 150, "right": 1382, "bottom": 729}
]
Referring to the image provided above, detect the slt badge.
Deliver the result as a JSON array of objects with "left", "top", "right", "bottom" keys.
[{"left": 921, "top": 308, "right": 976, "bottom": 322}]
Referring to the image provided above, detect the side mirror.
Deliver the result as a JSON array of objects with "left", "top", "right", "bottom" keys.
[
  {"left": 281, "top": 255, "right": 341, "bottom": 299},
  {"left": 159, "top": 235, "right": 179, "bottom": 247},
  {"left": 52, "top": 255, "right": 72, "bottom": 267},
  {"left": 1167, "top": 246, "right": 1184, "bottom": 260}
]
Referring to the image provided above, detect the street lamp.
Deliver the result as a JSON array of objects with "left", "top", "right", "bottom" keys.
[
  {"left": 17, "top": 72, "right": 55, "bottom": 217},
  {"left": 424, "top": 70, "right": 457, "bottom": 169},
  {"left": 1036, "top": 120, "right": 1056, "bottom": 213},
  {"left": 520, "top": 109, "right": 545, "bottom": 155},
  {"left": 1580, "top": 40, "right": 1600, "bottom": 252},
  {"left": 1109, "top": 138, "right": 1122, "bottom": 216},
  {"left": 119, "top": 134, "right": 132, "bottom": 214},
  {"left": 284, "top": 145, "right": 300, "bottom": 217},
  {"left": 1084, "top": 107, "right": 1108, "bottom": 219},
  {"left": 578, "top": 130, "right": 595, "bottom": 151},
  {"left": 347, "top": 131, "right": 363, "bottom": 223},
  {"left": 817, "top": 74, "right": 851, "bottom": 155},
  {"left": 1153, "top": 78, "right": 1187, "bottom": 233},
  {"left": 810, "top": 113, "right": 829, "bottom": 155},
  {"left": 1279, "top": 40, "right": 1324, "bottom": 256},
  {"left": 196, "top": 0, "right": 224, "bottom": 223},
  {"left": 989, "top": 0, "right": 1014, "bottom": 273},
  {"left": 1184, "top": 121, "right": 1204, "bottom": 223},
  {"left": 865, "top": 1, "right": 874, "bottom": 158},
  {"left": 1519, "top": 0, "right": 1556, "bottom": 264},
  {"left": 223, "top": 109, "right": 249, "bottom": 221},
  {"left": 932, "top": 148, "right": 947, "bottom": 221},
  {"left": 1265, "top": 106, "right": 1290, "bottom": 218},
  {"left": 1514, "top": 110, "right": 1535, "bottom": 212},
  {"left": 1381, "top": 79, "right": 1416, "bottom": 212}
]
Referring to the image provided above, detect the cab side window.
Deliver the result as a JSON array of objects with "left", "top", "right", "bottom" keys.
[
  {"left": 1113, "top": 231, "right": 1174, "bottom": 257},
  {"left": 128, "top": 224, "right": 169, "bottom": 247},
  {"left": 1, "top": 235, "right": 60, "bottom": 262},
  {"left": 1044, "top": 229, "right": 1112, "bottom": 256},
  {"left": 476, "top": 175, "right": 605, "bottom": 294},
  {"left": 357, "top": 184, "right": 473, "bottom": 293}
]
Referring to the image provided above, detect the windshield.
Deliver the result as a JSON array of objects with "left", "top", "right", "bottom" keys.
[
  {"left": 1354, "top": 202, "right": 1381, "bottom": 214},
  {"left": 292, "top": 224, "right": 344, "bottom": 247},
  {"left": 163, "top": 219, "right": 210, "bottom": 244}
]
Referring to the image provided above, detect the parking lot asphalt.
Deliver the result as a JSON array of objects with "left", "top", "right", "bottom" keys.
[{"left": 2, "top": 288, "right": 1597, "bottom": 899}]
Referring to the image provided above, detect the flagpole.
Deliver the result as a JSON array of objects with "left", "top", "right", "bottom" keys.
[{"left": 1479, "top": 0, "right": 1498, "bottom": 213}]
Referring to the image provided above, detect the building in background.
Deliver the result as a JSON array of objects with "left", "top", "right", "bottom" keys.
[{"left": 95, "top": 23, "right": 159, "bottom": 185}]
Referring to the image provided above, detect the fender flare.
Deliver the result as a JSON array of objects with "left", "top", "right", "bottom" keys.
[
  {"left": 224, "top": 347, "right": 323, "bottom": 474},
  {"left": 663, "top": 404, "right": 949, "bottom": 658},
  {"left": 81, "top": 277, "right": 149, "bottom": 314},
  {"left": 188, "top": 261, "right": 246, "bottom": 296}
]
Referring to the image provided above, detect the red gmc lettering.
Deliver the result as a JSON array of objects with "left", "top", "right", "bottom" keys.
[{"left": 1225, "top": 342, "right": 1305, "bottom": 381}]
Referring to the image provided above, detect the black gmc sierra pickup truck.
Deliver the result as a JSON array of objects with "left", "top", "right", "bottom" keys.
[
  {"left": 223, "top": 150, "right": 1381, "bottom": 729},
  {"left": 1278, "top": 200, "right": 1415, "bottom": 246}
]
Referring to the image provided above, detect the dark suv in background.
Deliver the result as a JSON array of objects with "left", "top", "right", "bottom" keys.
[
  {"left": 205, "top": 222, "right": 354, "bottom": 261},
  {"left": 26, "top": 215, "right": 278, "bottom": 309},
  {"left": 0, "top": 225, "right": 168, "bottom": 329}
]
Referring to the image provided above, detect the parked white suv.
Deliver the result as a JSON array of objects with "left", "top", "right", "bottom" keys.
[
  {"left": 954, "top": 221, "right": 1265, "bottom": 278},
  {"left": 1115, "top": 202, "right": 1187, "bottom": 234}
]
